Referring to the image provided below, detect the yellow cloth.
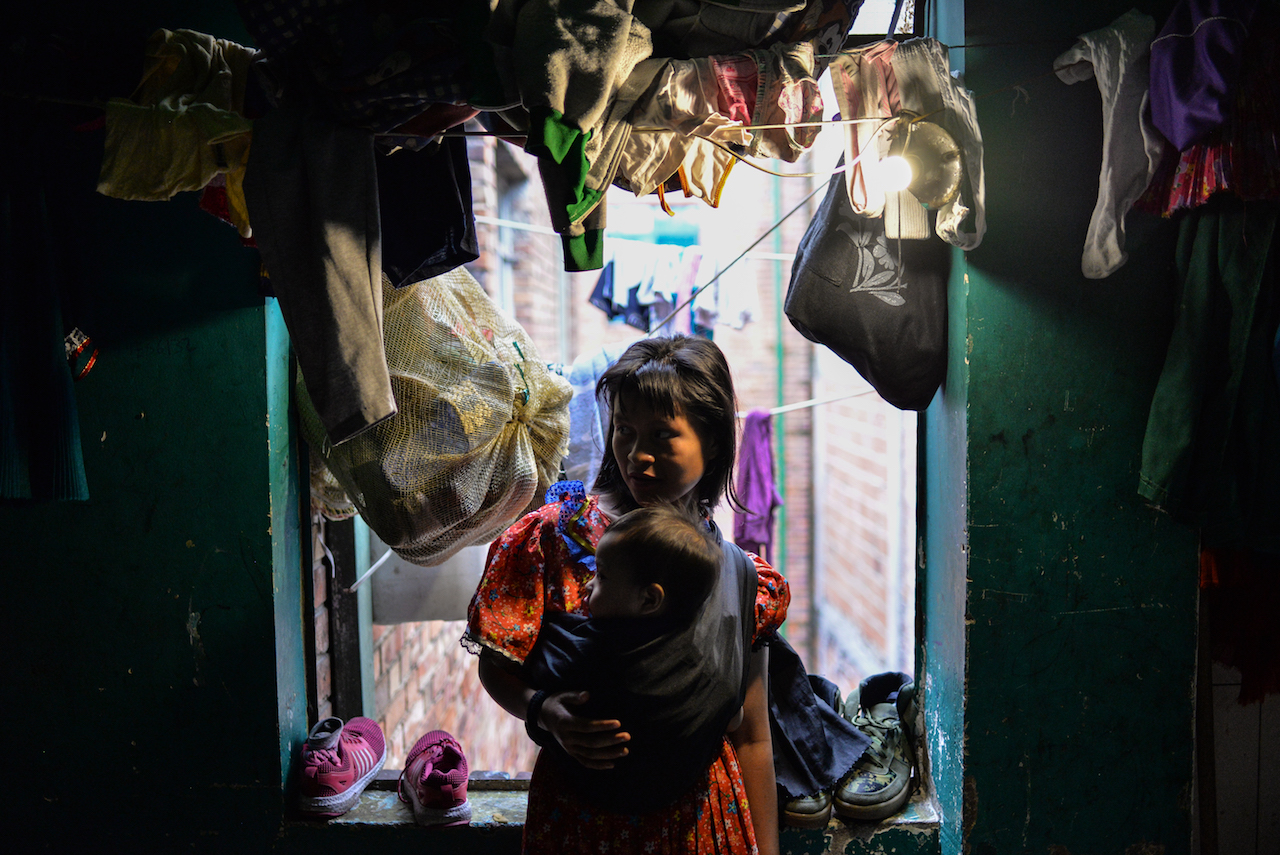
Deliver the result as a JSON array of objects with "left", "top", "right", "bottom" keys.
[{"left": 97, "top": 29, "right": 257, "bottom": 236}]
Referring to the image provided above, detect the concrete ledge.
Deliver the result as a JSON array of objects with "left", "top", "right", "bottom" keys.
[{"left": 323, "top": 774, "right": 941, "bottom": 855}]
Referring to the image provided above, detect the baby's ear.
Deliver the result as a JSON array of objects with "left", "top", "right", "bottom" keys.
[{"left": 640, "top": 583, "right": 665, "bottom": 616}]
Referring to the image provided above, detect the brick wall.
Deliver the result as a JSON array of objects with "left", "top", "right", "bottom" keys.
[
  {"left": 372, "top": 618, "right": 539, "bottom": 773},
  {"left": 811, "top": 351, "right": 917, "bottom": 694}
]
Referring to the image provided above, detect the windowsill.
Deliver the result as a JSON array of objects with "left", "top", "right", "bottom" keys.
[
  {"left": 331, "top": 770, "right": 531, "bottom": 828},
  {"left": 326, "top": 770, "right": 942, "bottom": 853}
]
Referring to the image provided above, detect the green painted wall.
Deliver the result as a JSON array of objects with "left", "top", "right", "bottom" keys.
[
  {"left": 4, "top": 2, "right": 308, "bottom": 848},
  {"left": 921, "top": 2, "right": 1200, "bottom": 854}
]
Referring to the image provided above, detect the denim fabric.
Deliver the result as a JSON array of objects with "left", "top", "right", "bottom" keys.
[{"left": 768, "top": 636, "right": 871, "bottom": 798}]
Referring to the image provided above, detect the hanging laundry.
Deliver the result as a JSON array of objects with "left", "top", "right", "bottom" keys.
[
  {"left": 615, "top": 54, "right": 753, "bottom": 199},
  {"left": 1148, "top": 0, "right": 1262, "bottom": 152},
  {"left": 610, "top": 241, "right": 658, "bottom": 318},
  {"left": 588, "top": 260, "right": 620, "bottom": 321},
  {"left": 243, "top": 97, "right": 394, "bottom": 447},
  {"left": 744, "top": 41, "right": 824, "bottom": 162},
  {"left": 718, "top": 254, "right": 763, "bottom": 331},
  {"left": 1135, "top": 2, "right": 1280, "bottom": 217},
  {"left": 710, "top": 53, "right": 758, "bottom": 125},
  {"left": 673, "top": 247, "right": 703, "bottom": 335},
  {"left": 486, "top": 0, "right": 856, "bottom": 271},
  {"left": 621, "top": 283, "right": 652, "bottom": 331},
  {"left": 1053, "top": 10, "right": 1164, "bottom": 279},
  {"left": 97, "top": 28, "right": 257, "bottom": 237},
  {"left": 378, "top": 136, "right": 479, "bottom": 287},
  {"left": 564, "top": 342, "right": 631, "bottom": 488},
  {"left": 651, "top": 246, "right": 703, "bottom": 335},
  {"left": 829, "top": 39, "right": 899, "bottom": 218},
  {"left": 734, "top": 410, "right": 783, "bottom": 562},
  {"left": 786, "top": 156, "right": 950, "bottom": 411},
  {"left": 831, "top": 38, "right": 987, "bottom": 250},
  {"left": 1138, "top": 195, "right": 1280, "bottom": 555}
]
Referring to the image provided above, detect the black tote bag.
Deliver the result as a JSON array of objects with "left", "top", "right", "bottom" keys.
[{"left": 786, "top": 159, "right": 951, "bottom": 411}]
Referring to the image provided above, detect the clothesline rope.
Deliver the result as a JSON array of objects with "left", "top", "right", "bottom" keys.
[
  {"left": 735, "top": 389, "right": 878, "bottom": 419},
  {"left": 649, "top": 180, "right": 825, "bottom": 333},
  {"left": 347, "top": 545, "right": 394, "bottom": 592}
]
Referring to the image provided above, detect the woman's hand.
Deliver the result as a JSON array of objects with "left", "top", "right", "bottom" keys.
[{"left": 538, "top": 690, "right": 631, "bottom": 770}]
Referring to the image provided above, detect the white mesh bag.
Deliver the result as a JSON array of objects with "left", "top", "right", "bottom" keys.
[{"left": 297, "top": 266, "right": 571, "bottom": 565}]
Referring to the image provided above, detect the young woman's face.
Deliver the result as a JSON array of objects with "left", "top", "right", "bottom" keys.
[{"left": 610, "top": 392, "right": 709, "bottom": 507}]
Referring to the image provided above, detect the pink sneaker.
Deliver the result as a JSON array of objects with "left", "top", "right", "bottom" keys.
[
  {"left": 398, "top": 730, "right": 471, "bottom": 826},
  {"left": 296, "top": 716, "right": 387, "bottom": 817}
]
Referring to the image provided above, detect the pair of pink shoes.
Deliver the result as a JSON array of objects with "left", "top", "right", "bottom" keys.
[{"left": 296, "top": 718, "right": 470, "bottom": 827}]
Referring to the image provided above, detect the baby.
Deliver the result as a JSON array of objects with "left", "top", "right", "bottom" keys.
[
  {"left": 584, "top": 502, "right": 720, "bottom": 621},
  {"left": 521, "top": 502, "right": 754, "bottom": 812}
]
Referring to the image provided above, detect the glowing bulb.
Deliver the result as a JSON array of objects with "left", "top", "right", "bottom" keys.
[{"left": 879, "top": 155, "right": 913, "bottom": 192}]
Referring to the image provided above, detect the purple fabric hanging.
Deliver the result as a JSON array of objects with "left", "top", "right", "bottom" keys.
[
  {"left": 734, "top": 409, "right": 782, "bottom": 561},
  {"left": 1149, "top": 0, "right": 1262, "bottom": 151}
]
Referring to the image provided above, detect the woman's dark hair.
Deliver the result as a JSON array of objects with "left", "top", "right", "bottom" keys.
[
  {"left": 597, "top": 503, "right": 721, "bottom": 623},
  {"left": 592, "top": 335, "right": 742, "bottom": 514}
]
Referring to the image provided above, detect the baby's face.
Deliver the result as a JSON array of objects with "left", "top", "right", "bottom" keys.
[{"left": 585, "top": 543, "right": 648, "bottom": 619}]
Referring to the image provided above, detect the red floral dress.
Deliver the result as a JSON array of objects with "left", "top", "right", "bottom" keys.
[{"left": 464, "top": 483, "right": 790, "bottom": 855}]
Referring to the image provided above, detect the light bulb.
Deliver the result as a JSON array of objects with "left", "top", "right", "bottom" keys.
[{"left": 879, "top": 155, "right": 913, "bottom": 192}]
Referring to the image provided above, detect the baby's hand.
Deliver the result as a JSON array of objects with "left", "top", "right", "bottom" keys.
[{"left": 541, "top": 690, "right": 631, "bottom": 770}]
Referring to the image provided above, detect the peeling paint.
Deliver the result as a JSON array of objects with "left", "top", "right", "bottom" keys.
[
  {"left": 187, "top": 601, "right": 205, "bottom": 687},
  {"left": 1123, "top": 845, "right": 1166, "bottom": 855}
]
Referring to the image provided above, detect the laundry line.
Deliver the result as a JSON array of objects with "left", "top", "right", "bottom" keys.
[
  {"left": 473, "top": 215, "right": 796, "bottom": 261},
  {"left": 736, "top": 389, "right": 878, "bottom": 419}
]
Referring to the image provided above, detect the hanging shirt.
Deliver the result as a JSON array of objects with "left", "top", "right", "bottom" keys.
[{"left": 734, "top": 410, "right": 783, "bottom": 561}]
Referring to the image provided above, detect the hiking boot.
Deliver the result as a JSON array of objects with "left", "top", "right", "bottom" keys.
[
  {"left": 296, "top": 716, "right": 387, "bottom": 818},
  {"left": 833, "top": 672, "right": 916, "bottom": 821},
  {"left": 782, "top": 790, "right": 833, "bottom": 828},
  {"left": 398, "top": 730, "right": 472, "bottom": 827}
]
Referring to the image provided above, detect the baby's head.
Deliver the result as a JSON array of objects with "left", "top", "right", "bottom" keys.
[{"left": 585, "top": 503, "right": 720, "bottom": 622}]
